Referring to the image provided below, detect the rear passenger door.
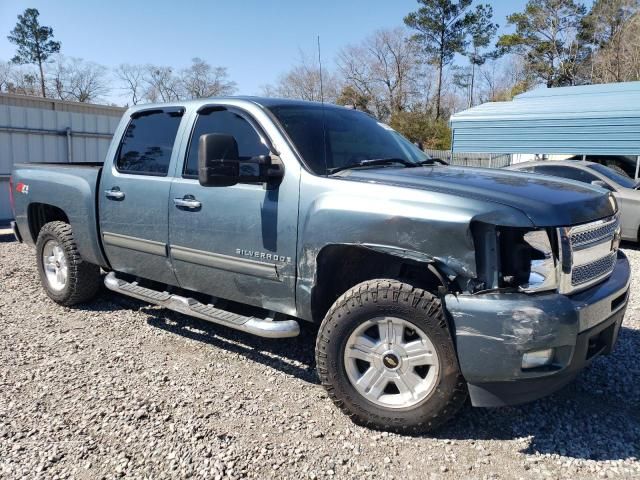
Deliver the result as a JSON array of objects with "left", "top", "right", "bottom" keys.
[{"left": 99, "top": 107, "right": 185, "bottom": 285}]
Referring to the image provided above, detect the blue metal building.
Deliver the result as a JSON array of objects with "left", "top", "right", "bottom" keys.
[{"left": 449, "top": 81, "right": 640, "bottom": 177}]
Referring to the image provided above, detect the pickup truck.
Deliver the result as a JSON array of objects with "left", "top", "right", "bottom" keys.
[{"left": 10, "top": 97, "right": 630, "bottom": 433}]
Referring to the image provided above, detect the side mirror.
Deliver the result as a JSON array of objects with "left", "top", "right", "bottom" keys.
[
  {"left": 198, "top": 133, "right": 285, "bottom": 188},
  {"left": 198, "top": 133, "right": 240, "bottom": 187},
  {"left": 591, "top": 180, "right": 614, "bottom": 191}
]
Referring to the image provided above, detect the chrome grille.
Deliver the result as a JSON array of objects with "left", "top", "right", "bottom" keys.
[
  {"left": 571, "top": 251, "right": 617, "bottom": 286},
  {"left": 570, "top": 220, "right": 619, "bottom": 248},
  {"left": 558, "top": 215, "right": 620, "bottom": 294}
]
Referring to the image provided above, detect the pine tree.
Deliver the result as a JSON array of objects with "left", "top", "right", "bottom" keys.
[{"left": 8, "top": 8, "right": 61, "bottom": 97}]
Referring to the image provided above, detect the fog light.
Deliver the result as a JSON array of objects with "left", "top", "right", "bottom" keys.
[{"left": 522, "top": 348, "right": 555, "bottom": 369}]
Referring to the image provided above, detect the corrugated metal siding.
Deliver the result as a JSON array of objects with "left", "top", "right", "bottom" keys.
[
  {"left": 0, "top": 92, "right": 125, "bottom": 116},
  {"left": 450, "top": 81, "right": 640, "bottom": 155},
  {"left": 0, "top": 178, "right": 9, "bottom": 223},
  {"left": 0, "top": 101, "right": 123, "bottom": 221}
]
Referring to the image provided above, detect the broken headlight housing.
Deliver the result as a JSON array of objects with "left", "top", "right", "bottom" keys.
[{"left": 499, "top": 228, "right": 558, "bottom": 293}]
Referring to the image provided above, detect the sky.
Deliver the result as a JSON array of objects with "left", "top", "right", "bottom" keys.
[{"left": 0, "top": 0, "right": 544, "bottom": 103}]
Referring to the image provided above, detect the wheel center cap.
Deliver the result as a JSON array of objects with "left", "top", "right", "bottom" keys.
[
  {"left": 55, "top": 261, "right": 61, "bottom": 268},
  {"left": 382, "top": 352, "right": 400, "bottom": 370}
]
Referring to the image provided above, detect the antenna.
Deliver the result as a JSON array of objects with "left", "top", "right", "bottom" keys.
[
  {"left": 317, "top": 35, "right": 328, "bottom": 176},
  {"left": 317, "top": 35, "right": 325, "bottom": 104}
]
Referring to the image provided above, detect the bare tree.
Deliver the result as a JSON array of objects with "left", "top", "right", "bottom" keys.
[
  {"left": 5, "top": 65, "right": 40, "bottom": 96},
  {"left": 115, "top": 63, "right": 146, "bottom": 105},
  {"left": 260, "top": 51, "right": 339, "bottom": 102},
  {"left": 48, "top": 56, "right": 109, "bottom": 103},
  {"left": 116, "top": 60, "right": 237, "bottom": 104},
  {"left": 0, "top": 61, "right": 12, "bottom": 91},
  {"left": 337, "top": 28, "right": 426, "bottom": 119},
  {"left": 180, "top": 58, "right": 237, "bottom": 98},
  {"left": 477, "top": 55, "right": 531, "bottom": 103},
  {"left": 144, "top": 65, "right": 183, "bottom": 102}
]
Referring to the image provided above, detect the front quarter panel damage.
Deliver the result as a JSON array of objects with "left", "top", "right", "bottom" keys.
[{"left": 295, "top": 172, "right": 534, "bottom": 321}]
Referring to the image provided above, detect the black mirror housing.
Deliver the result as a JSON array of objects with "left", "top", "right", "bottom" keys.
[
  {"left": 197, "top": 133, "right": 284, "bottom": 188},
  {"left": 198, "top": 133, "right": 240, "bottom": 187}
]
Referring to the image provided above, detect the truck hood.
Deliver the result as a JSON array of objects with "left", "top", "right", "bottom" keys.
[{"left": 337, "top": 166, "right": 616, "bottom": 227}]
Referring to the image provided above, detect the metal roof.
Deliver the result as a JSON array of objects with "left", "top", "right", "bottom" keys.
[{"left": 450, "top": 81, "right": 640, "bottom": 155}]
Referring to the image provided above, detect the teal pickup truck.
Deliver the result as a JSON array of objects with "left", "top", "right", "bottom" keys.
[{"left": 10, "top": 97, "right": 630, "bottom": 433}]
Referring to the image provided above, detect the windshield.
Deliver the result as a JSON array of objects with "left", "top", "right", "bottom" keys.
[
  {"left": 587, "top": 163, "right": 638, "bottom": 188},
  {"left": 267, "top": 104, "right": 429, "bottom": 175}
]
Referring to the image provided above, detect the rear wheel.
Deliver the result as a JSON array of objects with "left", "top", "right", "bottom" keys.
[
  {"left": 36, "top": 221, "right": 101, "bottom": 306},
  {"left": 315, "top": 279, "right": 467, "bottom": 433},
  {"left": 606, "top": 163, "right": 630, "bottom": 177}
]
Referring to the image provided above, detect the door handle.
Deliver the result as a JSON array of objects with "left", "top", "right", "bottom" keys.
[
  {"left": 105, "top": 188, "right": 125, "bottom": 200},
  {"left": 173, "top": 197, "right": 202, "bottom": 209}
]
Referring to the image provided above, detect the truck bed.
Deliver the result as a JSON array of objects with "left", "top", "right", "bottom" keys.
[{"left": 11, "top": 162, "right": 108, "bottom": 268}]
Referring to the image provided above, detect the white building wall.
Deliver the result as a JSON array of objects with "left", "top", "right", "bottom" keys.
[{"left": 0, "top": 99, "right": 124, "bottom": 221}]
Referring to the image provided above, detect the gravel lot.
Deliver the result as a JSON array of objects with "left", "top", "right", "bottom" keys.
[{"left": 0, "top": 232, "right": 638, "bottom": 479}]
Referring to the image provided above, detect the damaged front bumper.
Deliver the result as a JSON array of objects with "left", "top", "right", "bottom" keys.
[{"left": 444, "top": 251, "right": 630, "bottom": 407}]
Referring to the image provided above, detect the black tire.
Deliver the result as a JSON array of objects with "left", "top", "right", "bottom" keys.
[
  {"left": 605, "top": 163, "right": 630, "bottom": 177},
  {"left": 36, "top": 221, "right": 101, "bottom": 306},
  {"left": 315, "top": 279, "right": 467, "bottom": 434}
]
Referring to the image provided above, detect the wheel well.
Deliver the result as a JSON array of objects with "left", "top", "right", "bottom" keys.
[
  {"left": 310, "top": 245, "right": 447, "bottom": 323},
  {"left": 27, "top": 203, "right": 69, "bottom": 243}
]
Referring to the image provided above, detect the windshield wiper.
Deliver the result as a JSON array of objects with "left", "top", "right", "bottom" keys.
[
  {"left": 418, "top": 157, "right": 449, "bottom": 166},
  {"left": 328, "top": 158, "right": 416, "bottom": 175}
]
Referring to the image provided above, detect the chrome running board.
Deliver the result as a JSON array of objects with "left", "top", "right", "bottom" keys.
[{"left": 104, "top": 272, "right": 300, "bottom": 338}]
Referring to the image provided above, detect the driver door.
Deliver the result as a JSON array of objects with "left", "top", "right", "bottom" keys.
[{"left": 168, "top": 106, "right": 300, "bottom": 313}]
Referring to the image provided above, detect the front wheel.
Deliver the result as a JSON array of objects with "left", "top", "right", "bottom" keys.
[
  {"left": 36, "top": 221, "right": 101, "bottom": 306},
  {"left": 315, "top": 280, "right": 467, "bottom": 433}
]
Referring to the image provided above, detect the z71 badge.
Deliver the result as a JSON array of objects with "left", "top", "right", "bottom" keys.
[
  {"left": 15, "top": 182, "right": 29, "bottom": 194},
  {"left": 236, "top": 249, "right": 291, "bottom": 263}
]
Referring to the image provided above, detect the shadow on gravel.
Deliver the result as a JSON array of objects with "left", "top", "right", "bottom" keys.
[{"left": 143, "top": 306, "right": 320, "bottom": 384}]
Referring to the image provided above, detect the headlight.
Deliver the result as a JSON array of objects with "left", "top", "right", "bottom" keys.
[
  {"left": 520, "top": 230, "right": 558, "bottom": 292},
  {"left": 497, "top": 228, "right": 558, "bottom": 293}
]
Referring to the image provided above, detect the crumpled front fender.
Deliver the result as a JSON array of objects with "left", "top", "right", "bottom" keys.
[{"left": 294, "top": 175, "right": 534, "bottom": 321}]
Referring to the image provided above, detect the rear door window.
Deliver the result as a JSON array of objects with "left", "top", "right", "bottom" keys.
[{"left": 116, "top": 109, "right": 184, "bottom": 176}]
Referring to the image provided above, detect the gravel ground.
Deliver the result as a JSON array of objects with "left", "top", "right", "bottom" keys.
[{"left": 0, "top": 232, "right": 638, "bottom": 479}]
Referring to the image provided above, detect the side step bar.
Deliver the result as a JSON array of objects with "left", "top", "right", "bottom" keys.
[{"left": 104, "top": 272, "right": 300, "bottom": 338}]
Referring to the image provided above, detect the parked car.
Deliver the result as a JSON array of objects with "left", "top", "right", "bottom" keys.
[
  {"left": 10, "top": 98, "right": 630, "bottom": 433},
  {"left": 507, "top": 160, "right": 640, "bottom": 242},
  {"left": 566, "top": 155, "right": 639, "bottom": 178}
]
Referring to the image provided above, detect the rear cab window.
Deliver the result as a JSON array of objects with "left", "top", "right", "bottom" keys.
[{"left": 116, "top": 108, "right": 184, "bottom": 176}]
